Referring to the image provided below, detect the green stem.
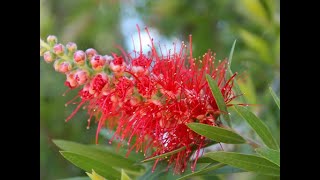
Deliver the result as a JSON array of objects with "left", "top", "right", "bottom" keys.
[{"left": 40, "top": 39, "right": 50, "bottom": 49}]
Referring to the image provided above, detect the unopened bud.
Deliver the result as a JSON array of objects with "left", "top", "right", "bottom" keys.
[
  {"left": 85, "top": 48, "right": 98, "bottom": 60},
  {"left": 47, "top": 35, "right": 58, "bottom": 46},
  {"left": 75, "top": 69, "right": 90, "bottom": 85},
  {"left": 54, "top": 60, "right": 72, "bottom": 73},
  {"left": 73, "top": 50, "right": 86, "bottom": 66},
  {"left": 90, "top": 55, "right": 106, "bottom": 71},
  {"left": 53, "top": 44, "right": 65, "bottom": 56},
  {"left": 65, "top": 71, "right": 79, "bottom": 89},
  {"left": 43, "top": 51, "right": 56, "bottom": 63},
  {"left": 59, "top": 61, "right": 73, "bottom": 73},
  {"left": 66, "top": 42, "right": 77, "bottom": 54}
]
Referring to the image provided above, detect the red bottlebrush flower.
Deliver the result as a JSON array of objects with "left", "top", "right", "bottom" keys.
[{"left": 40, "top": 26, "right": 240, "bottom": 175}]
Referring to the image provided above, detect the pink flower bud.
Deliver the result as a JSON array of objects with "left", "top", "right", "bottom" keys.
[
  {"left": 47, "top": 35, "right": 57, "bottom": 46},
  {"left": 53, "top": 44, "right": 65, "bottom": 56},
  {"left": 90, "top": 55, "right": 106, "bottom": 71},
  {"left": 65, "top": 71, "right": 78, "bottom": 89},
  {"left": 66, "top": 42, "right": 77, "bottom": 54},
  {"left": 73, "top": 50, "right": 86, "bottom": 66},
  {"left": 54, "top": 60, "right": 72, "bottom": 73},
  {"left": 75, "top": 69, "right": 90, "bottom": 85},
  {"left": 85, "top": 48, "right": 98, "bottom": 60},
  {"left": 43, "top": 51, "right": 56, "bottom": 63}
]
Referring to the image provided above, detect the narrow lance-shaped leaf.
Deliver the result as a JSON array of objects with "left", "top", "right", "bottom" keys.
[
  {"left": 226, "top": 41, "right": 247, "bottom": 104},
  {"left": 269, "top": 87, "right": 280, "bottom": 109},
  {"left": 53, "top": 140, "right": 143, "bottom": 171},
  {"left": 234, "top": 105, "right": 279, "bottom": 150},
  {"left": 177, "top": 163, "right": 226, "bottom": 180},
  {"left": 187, "top": 123, "right": 245, "bottom": 144},
  {"left": 60, "top": 151, "right": 121, "bottom": 180},
  {"left": 205, "top": 152, "right": 280, "bottom": 176},
  {"left": 228, "top": 40, "right": 237, "bottom": 66},
  {"left": 255, "top": 148, "right": 280, "bottom": 167},
  {"left": 206, "top": 74, "right": 231, "bottom": 126}
]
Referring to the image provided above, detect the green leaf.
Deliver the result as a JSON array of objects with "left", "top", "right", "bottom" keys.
[
  {"left": 177, "top": 163, "right": 226, "bottom": 180},
  {"left": 205, "top": 152, "right": 280, "bottom": 176},
  {"left": 53, "top": 140, "right": 143, "bottom": 171},
  {"left": 256, "top": 148, "right": 280, "bottom": 167},
  {"left": 141, "top": 146, "right": 186, "bottom": 163},
  {"left": 60, "top": 151, "right": 121, "bottom": 180},
  {"left": 206, "top": 74, "right": 231, "bottom": 126},
  {"left": 121, "top": 169, "right": 132, "bottom": 180},
  {"left": 234, "top": 105, "right": 279, "bottom": 150},
  {"left": 187, "top": 123, "right": 245, "bottom": 144},
  {"left": 228, "top": 40, "right": 237, "bottom": 66},
  {"left": 58, "top": 177, "right": 90, "bottom": 180},
  {"left": 269, "top": 87, "right": 280, "bottom": 109},
  {"left": 239, "top": 29, "right": 272, "bottom": 64}
]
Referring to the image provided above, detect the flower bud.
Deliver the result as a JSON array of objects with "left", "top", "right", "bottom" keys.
[
  {"left": 66, "top": 42, "right": 77, "bottom": 54},
  {"left": 73, "top": 50, "right": 86, "bottom": 66},
  {"left": 85, "top": 48, "right": 98, "bottom": 60},
  {"left": 54, "top": 60, "right": 72, "bottom": 73},
  {"left": 59, "top": 61, "right": 73, "bottom": 73},
  {"left": 53, "top": 43, "right": 65, "bottom": 56},
  {"left": 75, "top": 69, "right": 90, "bottom": 85},
  {"left": 65, "top": 71, "right": 79, "bottom": 89},
  {"left": 47, "top": 35, "right": 58, "bottom": 46},
  {"left": 43, "top": 51, "right": 56, "bottom": 63},
  {"left": 90, "top": 55, "right": 106, "bottom": 71}
]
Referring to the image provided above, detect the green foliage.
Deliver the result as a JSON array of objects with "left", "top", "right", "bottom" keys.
[
  {"left": 187, "top": 123, "right": 246, "bottom": 144},
  {"left": 255, "top": 148, "right": 280, "bottom": 167},
  {"left": 206, "top": 74, "right": 231, "bottom": 126},
  {"left": 205, "top": 152, "right": 280, "bottom": 176},
  {"left": 234, "top": 105, "right": 279, "bottom": 150}
]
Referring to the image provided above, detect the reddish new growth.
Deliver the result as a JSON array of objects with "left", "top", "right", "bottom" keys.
[{"left": 40, "top": 26, "right": 239, "bottom": 174}]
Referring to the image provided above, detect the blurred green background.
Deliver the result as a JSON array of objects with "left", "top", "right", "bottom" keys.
[{"left": 40, "top": 0, "right": 279, "bottom": 179}]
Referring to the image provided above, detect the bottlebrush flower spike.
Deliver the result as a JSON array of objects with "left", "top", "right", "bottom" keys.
[{"left": 40, "top": 25, "right": 241, "bottom": 174}]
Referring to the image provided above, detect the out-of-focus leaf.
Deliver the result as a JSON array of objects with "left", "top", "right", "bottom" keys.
[
  {"left": 60, "top": 151, "right": 120, "bottom": 180},
  {"left": 269, "top": 87, "right": 280, "bottom": 109},
  {"left": 121, "top": 169, "right": 132, "bottom": 180},
  {"left": 187, "top": 123, "right": 246, "bottom": 144},
  {"left": 86, "top": 170, "right": 106, "bottom": 180},
  {"left": 53, "top": 140, "right": 143, "bottom": 171},
  {"left": 237, "top": 75, "right": 257, "bottom": 104},
  {"left": 206, "top": 74, "right": 231, "bottom": 126},
  {"left": 205, "top": 152, "right": 280, "bottom": 176},
  {"left": 233, "top": 105, "right": 279, "bottom": 150},
  {"left": 239, "top": 29, "right": 272, "bottom": 64},
  {"left": 239, "top": 0, "right": 269, "bottom": 27},
  {"left": 256, "top": 147, "right": 280, "bottom": 166},
  {"left": 177, "top": 163, "right": 226, "bottom": 180}
]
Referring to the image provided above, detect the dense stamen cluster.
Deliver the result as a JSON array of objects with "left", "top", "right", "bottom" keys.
[{"left": 40, "top": 27, "right": 238, "bottom": 174}]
